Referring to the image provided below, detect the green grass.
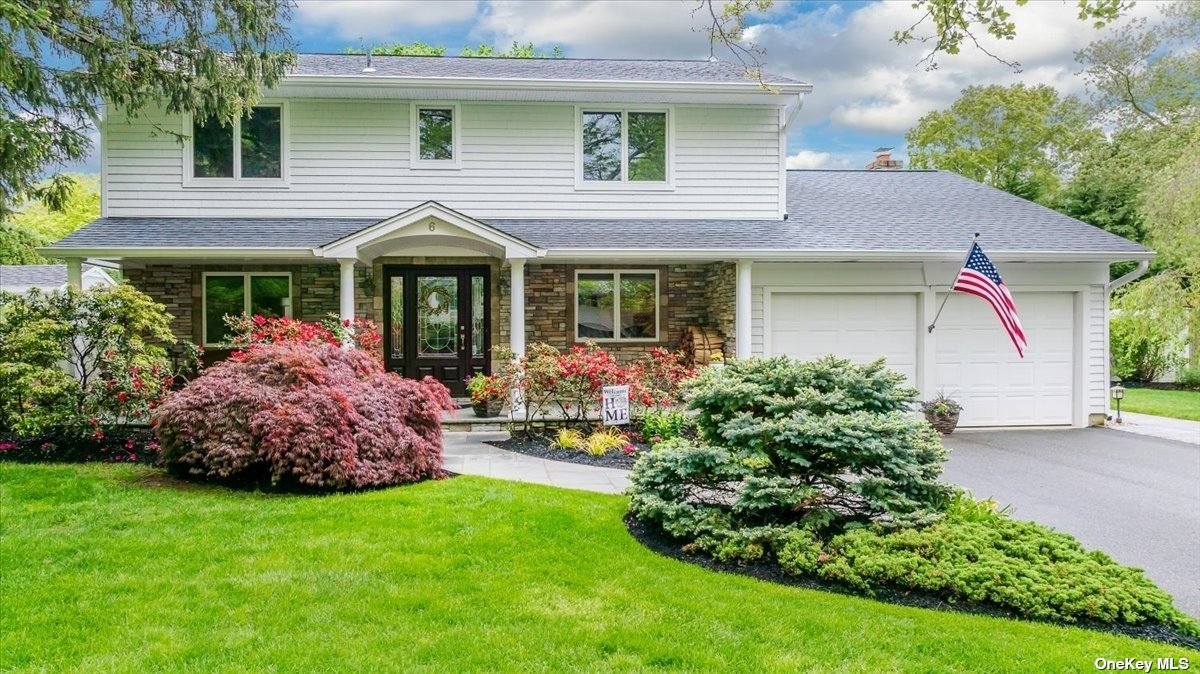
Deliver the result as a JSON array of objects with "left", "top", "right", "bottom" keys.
[
  {"left": 2, "top": 464, "right": 1196, "bottom": 672},
  {"left": 1122, "top": 388, "right": 1200, "bottom": 421}
]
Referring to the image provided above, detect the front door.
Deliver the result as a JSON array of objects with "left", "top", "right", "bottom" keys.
[{"left": 383, "top": 266, "right": 489, "bottom": 396}]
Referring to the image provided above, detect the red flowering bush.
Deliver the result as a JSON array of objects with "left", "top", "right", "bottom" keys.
[
  {"left": 493, "top": 342, "right": 695, "bottom": 436},
  {"left": 225, "top": 314, "right": 383, "bottom": 362},
  {"left": 628, "top": 347, "right": 695, "bottom": 409},
  {"left": 153, "top": 343, "right": 455, "bottom": 490}
]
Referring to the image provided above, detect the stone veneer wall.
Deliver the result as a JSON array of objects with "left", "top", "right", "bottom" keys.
[
  {"left": 127, "top": 259, "right": 737, "bottom": 365},
  {"left": 495, "top": 262, "right": 736, "bottom": 363},
  {"left": 126, "top": 263, "right": 373, "bottom": 348}
]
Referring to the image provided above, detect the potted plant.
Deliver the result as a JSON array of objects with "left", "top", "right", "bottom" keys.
[
  {"left": 467, "top": 373, "right": 505, "bottom": 418},
  {"left": 921, "top": 392, "right": 962, "bottom": 434}
]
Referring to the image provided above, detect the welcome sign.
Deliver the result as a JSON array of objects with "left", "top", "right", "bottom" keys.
[{"left": 602, "top": 385, "right": 630, "bottom": 426}]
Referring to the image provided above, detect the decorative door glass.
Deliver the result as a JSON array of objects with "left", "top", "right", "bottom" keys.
[
  {"left": 471, "top": 275, "right": 485, "bottom": 358},
  {"left": 390, "top": 276, "right": 404, "bottom": 360},
  {"left": 417, "top": 276, "right": 458, "bottom": 356}
]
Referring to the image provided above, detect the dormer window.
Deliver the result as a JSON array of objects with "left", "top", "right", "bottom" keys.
[
  {"left": 578, "top": 107, "right": 670, "bottom": 188},
  {"left": 189, "top": 105, "right": 285, "bottom": 183},
  {"left": 412, "top": 103, "right": 461, "bottom": 168}
]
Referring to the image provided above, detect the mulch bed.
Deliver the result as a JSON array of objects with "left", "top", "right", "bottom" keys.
[
  {"left": 488, "top": 436, "right": 647, "bottom": 469},
  {"left": 625, "top": 514, "right": 1200, "bottom": 649}
]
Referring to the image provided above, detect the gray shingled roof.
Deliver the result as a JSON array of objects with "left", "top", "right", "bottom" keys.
[
  {"left": 49, "top": 170, "right": 1147, "bottom": 256},
  {"left": 291, "top": 54, "right": 803, "bottom": 86},
  {"left": 0, "top": 264, "right": 105, "bottom": 292}
]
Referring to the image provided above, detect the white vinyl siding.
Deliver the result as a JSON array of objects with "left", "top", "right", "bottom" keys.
[{"left": 104, "top": 101, "right": 781, "bottom": 218}]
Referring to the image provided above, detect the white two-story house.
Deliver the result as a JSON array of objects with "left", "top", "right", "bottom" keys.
[{"left": 47, "top": 54, "right": 1150, "bottom": 426}]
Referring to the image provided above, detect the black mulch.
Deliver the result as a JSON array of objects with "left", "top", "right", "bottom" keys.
[
  {"left": 487, "top": 436, "right": 646, "bottom": 469},
  {"left": 625, "top": 513, "right": 1200, "bottom": 649}
]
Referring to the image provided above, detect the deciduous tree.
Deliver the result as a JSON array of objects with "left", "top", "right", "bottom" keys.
[{"left": 905, "top": 84, "right": 1096, "bottom": 203}]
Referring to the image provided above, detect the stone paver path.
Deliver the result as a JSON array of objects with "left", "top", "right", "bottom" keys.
[
  {"left": 1109, "top": 411, "right": 1199, "bottom": 445},
  {"left": 442, "top": 431, "right": 631, "bottom": 494}
]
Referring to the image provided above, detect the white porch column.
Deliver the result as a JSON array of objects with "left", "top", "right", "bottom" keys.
[
  {"left": 735, "top": 259, "right": 753, "bottom": 359},
  {"left": 509, "top": 258, "right": 526, "bottom": 356},
  {"left": 65, "top": 258, "right": 84, "bottom": 290},
  {"left": 338, "top": 258, "right": 356, "bottom": 325}
]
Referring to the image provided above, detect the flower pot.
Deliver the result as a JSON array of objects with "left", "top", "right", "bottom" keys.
[
  {"left": 925, "top": 411, "right": 960, "bottom": 435},
  {"left": 472, "top": 398, "right": 503, "bottom": 418}
]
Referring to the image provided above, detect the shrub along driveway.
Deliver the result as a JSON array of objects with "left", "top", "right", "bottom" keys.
[{"left": 942, "top": 428, "right": 1200, "bottom": 618}]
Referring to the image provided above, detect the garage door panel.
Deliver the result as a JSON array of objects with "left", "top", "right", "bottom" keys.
[
  {"left": 770, "top": 293, "right": 918, "bottom": 384},
  {"left": 934, "top": 292, "right": 1074, "bottom": 426}
]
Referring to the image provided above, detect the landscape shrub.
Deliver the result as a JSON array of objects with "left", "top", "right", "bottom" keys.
[
  {"left": 153, "top": 342, "right": 455, "bottom": 490},
  {"left": 630, "top": 356, "right": 949, "bottom": 540},
  {"left": 581, "top": 427, "right": 627, "bottom": 456},
  {"left": 811, "top": 518, "right": 1199, "bottom": 634},
  {"left": 226, "top": 314, "right": 383, "bottom": 361},
  {"left": 1178, "top": 365, "right": 1200, "bottom": 389},
  {"left": 551, "top": 428, "right": 584, "bottom": 451},
  {"left": 0, "top": 284, "right": 197, "bottom": 441},
  {"left": 494, "top": 342, "right": 695, "bottom": 436},
  {"left": 638, "top": 409, "right": 691, "bottom": 446},
  {"left": 1110, "top": 274, "right": 1188, "bottom": 382}
]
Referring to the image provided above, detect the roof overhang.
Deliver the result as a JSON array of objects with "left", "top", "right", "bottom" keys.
[
  {"left": 38, "top": 246, "right": 317, "bottom": 261},
  {"left": 274, "top": 76, "right": 810, "bottom": 105},
  {"left": 318, "top": 201, "right": 544, "bottom": 262},
  {"left": 538, "top": 248, "right": 1156, "bottom": 263}
]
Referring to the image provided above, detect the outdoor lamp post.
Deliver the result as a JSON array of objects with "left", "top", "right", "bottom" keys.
[{"left": 1110, "top": 384, "right": 1126, "bottom": 424}]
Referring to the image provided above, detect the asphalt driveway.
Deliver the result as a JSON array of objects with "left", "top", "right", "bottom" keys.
[{"left": 942, "top": 428, "right": 1200, "bottom": 618}]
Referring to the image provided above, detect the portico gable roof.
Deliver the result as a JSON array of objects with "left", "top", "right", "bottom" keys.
[{"left": 318, "top": 201, "right": 543, "bottom": 261}]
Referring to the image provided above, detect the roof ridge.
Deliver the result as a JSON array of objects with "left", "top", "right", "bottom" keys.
[{"left": 302, "top": 53, "right": 751, "bottom": 65}]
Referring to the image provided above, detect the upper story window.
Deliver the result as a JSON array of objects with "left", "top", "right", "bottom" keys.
[
  {"left": 190, "top": 105, "right": 285, "bottom": 183},
  {"left": 578, "top": 108, "right": 670, "bottom": 188},
  {"left": 412, "top": 103, "right": 461, "bottom": 168}
]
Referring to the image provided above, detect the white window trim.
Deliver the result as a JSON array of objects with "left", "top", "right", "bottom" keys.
[
  {"left": 574, "top": 269, "right": 660, "bottom": 343},
  {"left": 574, "top": 105, "right": 674, "bottom": 191},
  {"left": 410, "top": 102, "right": 462, "bottom": 170},
  {"left": 201, "top": 272, "right": 293, "bottom": 347},
  {"left": 183, "top": 102, "right": 290, "bottom": 188}
]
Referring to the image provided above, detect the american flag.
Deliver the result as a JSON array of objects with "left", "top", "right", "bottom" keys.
[{"left": 952, "top": 243, "right": 1028, "bottom": 357}]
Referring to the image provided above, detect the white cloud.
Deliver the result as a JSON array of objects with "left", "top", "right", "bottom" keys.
[
  {"left": 295, "top": 0, "right": 479, "bottom": 41},
  {"left": 473, "top": 0, "right": 713, "bottom": 58},
  {"left": 785, "top": 149, "right": 853, "bottom": 169},
  {"left": 749, "top": 1, "right": 1168, "bottom": 136}
]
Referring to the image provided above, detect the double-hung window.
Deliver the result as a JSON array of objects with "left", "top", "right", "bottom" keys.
[
  {"left": 202, "top": 273, "right": 292, "bottom": 346},
  {"left": 575, "top": 271, "right": 658, "bottom": 341},
  {"left": 190, "top": 104, "right": 285, "bottom": 183},
  {"left": 411, "top": 103, "right": 461, "bottom": 168},
  {"left": 578, "top": 108, "right": 669, "bottom": 187}
]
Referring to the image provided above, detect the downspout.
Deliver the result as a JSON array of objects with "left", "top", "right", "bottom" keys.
[{"left": 1106, "top": 259, "right": 1150, "bottom": 293}]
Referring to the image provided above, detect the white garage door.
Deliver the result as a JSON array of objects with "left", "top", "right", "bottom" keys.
[
  {"left": 769, "top": 293, "right": 919, "bottom": 383},
  {"left": 934, "top": 292, "right": 1075, "bottom": 426}
]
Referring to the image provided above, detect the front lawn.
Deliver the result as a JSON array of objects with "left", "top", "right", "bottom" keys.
[
  {"left": 2, "top": 464, "right": 1196, "bottom": 671},
  {"left": 1122, "top": 388, "right": 1200, "bottom": 421}
]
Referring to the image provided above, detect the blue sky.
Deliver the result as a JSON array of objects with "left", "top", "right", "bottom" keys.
[{"left": 69, "top": 0, "right": 1165, "bottom": 173}]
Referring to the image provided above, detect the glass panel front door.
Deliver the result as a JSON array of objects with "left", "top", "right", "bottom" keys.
[
  {"left": 383, "top": 267, "right": 489, "bottom": 396},
  {"left": 417, "top": 276, "right": 458, "bottom": 356}
]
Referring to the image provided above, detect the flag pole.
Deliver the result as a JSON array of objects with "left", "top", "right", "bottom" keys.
[{"left": 927, "top": 232, "right": 980, "bottom": 333}]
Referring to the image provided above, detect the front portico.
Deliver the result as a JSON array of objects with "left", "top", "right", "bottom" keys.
[{"left": 317, "top": 201, "right": 542, "bottom": 394}]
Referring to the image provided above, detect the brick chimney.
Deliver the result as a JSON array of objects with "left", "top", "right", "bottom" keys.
[{"left": 866, "top": 147, "right": 903, "bottom": 170}]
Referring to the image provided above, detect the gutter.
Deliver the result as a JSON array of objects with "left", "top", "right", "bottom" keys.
[
  {"left": 282, "top": 74, "right": 813, "bottom": 96},
  {"left": 1106, "top": 259, "right": 1151, "bottom": 293}
]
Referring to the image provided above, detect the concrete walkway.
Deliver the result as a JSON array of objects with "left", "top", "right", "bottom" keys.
[
  {"left": 442, "top": 431, "right": 631, "bottom": 494},
  {"left": 1109, "top": 411, "right": 1200, "bottom": 445}
]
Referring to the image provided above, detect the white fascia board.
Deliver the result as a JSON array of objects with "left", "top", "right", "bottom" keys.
[
  {"left": 539, "top": 248, "right": 1156, "bottom": 263},
  {"left": 283, "top": 74, "right": 813, "bottom": 96}
]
